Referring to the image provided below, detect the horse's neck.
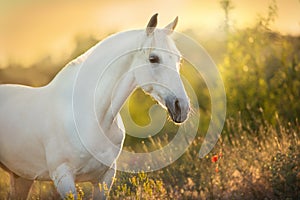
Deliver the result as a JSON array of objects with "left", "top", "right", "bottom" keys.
[{"left": 50, "top": 30, "right": 142, "bottom": 130}]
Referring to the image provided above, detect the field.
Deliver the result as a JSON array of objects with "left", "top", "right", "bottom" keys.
[
  {"left": 0, "top": 116, "right": 299, "bottom": 199},
  {"left": 0, "top": 1, "right": 300, "bottom": 199}
]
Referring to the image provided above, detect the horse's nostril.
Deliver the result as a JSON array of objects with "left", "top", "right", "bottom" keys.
[{"left": 174, "top": 98, "right": 181, "bottom": 113}]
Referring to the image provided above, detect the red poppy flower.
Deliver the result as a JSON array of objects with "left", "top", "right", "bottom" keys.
[{"left": 211, "top": 155, "right": 218, "bottom": 163}]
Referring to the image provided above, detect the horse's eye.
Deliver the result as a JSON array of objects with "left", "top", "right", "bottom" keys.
[{"left": 149, "top": 54, "right": 160, "bottom": 64}]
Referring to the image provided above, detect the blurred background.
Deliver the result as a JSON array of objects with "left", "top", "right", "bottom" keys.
[
  {"left": 0, "top": 0, "right": 299, "bottom": 68},
  {"left": 0, "top": 0, "right": 300, "bottom": 199}
]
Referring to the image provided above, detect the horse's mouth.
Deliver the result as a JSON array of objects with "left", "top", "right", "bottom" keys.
[{"left": 167, "top": 107, "right": 188, "bottom": 123}]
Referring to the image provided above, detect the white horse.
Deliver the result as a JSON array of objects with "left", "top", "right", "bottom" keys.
[{"left": 0, "top": 14, "right": 190, "bottom": 199}]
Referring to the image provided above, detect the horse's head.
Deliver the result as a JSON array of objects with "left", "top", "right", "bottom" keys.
[{"left": 133, "top": 14, "right": 190, "bottom": 123}]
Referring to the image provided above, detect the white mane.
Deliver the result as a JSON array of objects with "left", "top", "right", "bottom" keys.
[{"left": 65, "top": 45, "right": 97, "bottom": 68}]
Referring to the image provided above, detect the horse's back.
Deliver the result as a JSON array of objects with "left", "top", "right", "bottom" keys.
[{"left": 0, "top": 84, "right": 30, "bottom": 100}]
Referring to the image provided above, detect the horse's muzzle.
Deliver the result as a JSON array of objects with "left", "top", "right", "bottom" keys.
[{"left": 165, "top": 96, "right": 189, "bottom": 123}]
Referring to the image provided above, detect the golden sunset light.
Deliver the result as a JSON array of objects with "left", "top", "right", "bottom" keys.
[
  {"left": 1, "top": 1, "right": 300, "bottom": 199},
  {"left": 0, "top": 0, "right": 299, "bottom": 67}
]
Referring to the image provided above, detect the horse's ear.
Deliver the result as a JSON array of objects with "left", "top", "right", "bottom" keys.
[
  {"left": 164, "top": 16, "right": 178, "bottom": 35},
  {"left": 146, "top": 13, "right": 158, "bottom": 36}
]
